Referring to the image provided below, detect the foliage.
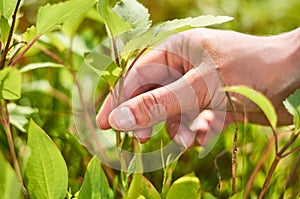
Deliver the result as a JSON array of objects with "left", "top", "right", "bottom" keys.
[{"left": 0, "top": 0, "right": 299, "bottom": 199}]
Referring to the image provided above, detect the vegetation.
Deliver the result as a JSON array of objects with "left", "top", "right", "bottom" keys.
[{"left": 0, "top": 0, "right": 299, "bottom": 198}]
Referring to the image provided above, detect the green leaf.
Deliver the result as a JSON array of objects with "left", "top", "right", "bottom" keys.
[
  {"left": 0, "top": 152, "right": 21, "bottom": 199},
  {"left": 78, "top": 156, "right": 113, "bottom": 199},
  {"left": 166, "top": 173, "right": 201, "bottom": 199},
  {"left": 121, "top": 15, "right": 233, "bottom": 58},
  {"left": 97, "top": 0, "right": 131, "bottom": 36},
  {"left": 8, "top": 103, "right": 39, "bottom": 132},
  {"left": 25, "top": 119, "right": 68, "bottom": 199},
  {"left": 20, "top": 62, "right": 64, "bottom": 73},
  {"left": 283, "top": 88, "right": 300, "bottom": 130},
  {"left": 0, "top": 16, "right": 10, "bottom": 44},
  {"left": 224, "top": 85, "right": 278, "bottom": 129},
  {"left": 113, "top": 0, "right": 151, "bottom": 30},
  {"left": 125, "top": 174, "right": 161, "bottom": 199},
  {"left": 0, "top": 0, "right": 18, "bottom": 19},
  {"left": 36, "top": 0, "right": 97, "bottom": 35},
  {"left": 158, "top": 15, "right": 233, "bottom": 31},
  {"left": 202, "top": 192, "right": 217, "bottom": 199},
  {"left": 0, "top": 67, "right": 22, "bottom": 100},
  {"left": 22, "top": 26, "right": 37, "bottom": 43}
]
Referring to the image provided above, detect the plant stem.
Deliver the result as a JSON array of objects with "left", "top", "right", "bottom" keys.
[
  {"left": 258, "top": 129, "right": 299, "bottom": 198},
  {"left": 258, "top": 155, "right": 280, "bottom": 199},
  {"left": 214, "top": 150, "right": 230, "bottom": 190},
  {"left": 244, "top": 136, "right": 274, "bottom": 199},
  {"left": 9, "top": 36, "right": 40, "bottom": 67},
  {"left": 0, "top": 100, "right": 28, "bottom": 198},
  {"left": 215, "top": 67, "right": 239, "bottom": 195},
  {"left": 0, "top": 0, "right": 21, "bottom": 69}
]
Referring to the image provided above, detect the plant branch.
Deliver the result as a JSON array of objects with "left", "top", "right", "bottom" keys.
[
  {"left": 281, "top": 146, "right": 300, "bottom": 158},
  {"left": 214, "top": 150, "right": 230, "bottom": 190},
  {"left": 215, "top": 67, "right": 239, "bottom": 195},
  {"left": 258, "top": 129, "right": 300, "bottom": 198},
  {"left": 244, "top": 136, "right": 274, "bottom": 199},
  {"left": 271, "top": 128, "right": 279, "bottom": 154},
  {"left": 0, "top": 0, "right": 22, "bottom": 69},
  {"left": 9, "top": 36, "right": 40, "bottom": 67},
  {"left": 0, "top": 100, "right": 28, "bottom": 198}
]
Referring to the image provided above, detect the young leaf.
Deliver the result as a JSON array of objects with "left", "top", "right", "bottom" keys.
[
  {"left": 283, "top": 88, "right": 300, "bottom": 130},
  {"left": 0, "top": 67, "right": 22, "bottom": 100},
  {"left": 20, "top": 62, "right": 64, "bottom": 73},
  {"left": 78, "top": 156, "right": 113, "bottom": 199},
  {"left": 224, "top": 85, "right": 278, "bottom": 129},
  {"left": 158, "top": 15, "right": 233, "bottom": 31},
  {"left": 166, "top": 173, "right": 201, "bottom": 199},
  {"left": 36, "top": 0, "right": 97, "bottom": 36},
  {"left": 113, "top": 0, "right": 151, "bottom": 30},
  {"left": 25, "top": 119, "right": 68, "bottom": 199},
  {"left": 125, "top": 174, "right": 161, "bottom": 199},
  {"left": 0, "top": 152, "right": 21, "bottom": 199},
  {"left": 0, "top": 0, "right": 18, "bottom": 19},
  {"left": 8, "top": 103, "right": 39, "bottom": 132},
  {"left": 97, "top": 0, "right": 131, "bottom": 36},
  {"left": 0, "top": 16, "right": 10, "bottom": 44},
  {"left": 121, "top": 15, "right": 233, "bottom": 58}
]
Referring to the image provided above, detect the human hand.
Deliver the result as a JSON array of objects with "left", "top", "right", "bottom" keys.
[{"left": 96, "top": 28, "right": 300, "bottom": 147}]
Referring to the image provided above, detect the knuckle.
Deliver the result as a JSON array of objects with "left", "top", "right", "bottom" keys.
[{"left": 131, "top": 93, "right": 158, "bottom": 127}]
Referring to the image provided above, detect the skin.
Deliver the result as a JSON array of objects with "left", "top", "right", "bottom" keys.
[{"left": 96, "top": 28, "right": 300, "bottom": 147}]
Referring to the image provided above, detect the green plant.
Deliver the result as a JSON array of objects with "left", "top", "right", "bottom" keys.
[{"left": 0, "top": 0, "right": 299, "bottom": 199}]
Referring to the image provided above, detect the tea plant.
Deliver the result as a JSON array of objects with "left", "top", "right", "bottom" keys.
[{"left": 0, "top": 0, "right": 299, "bottom": 198}]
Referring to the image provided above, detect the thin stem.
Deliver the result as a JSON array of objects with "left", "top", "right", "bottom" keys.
[
  {"left": 215, "top": 67, "right": 239, "bottom": 195},
  {"left": 0, "top": 100, "right": 27, "bottom": 197},
  {"left": 271, "top": 128, "right": 279, "bottom": 154},
  {"left": 244, "top": 136, "right": 274, "bottom": 199},
  {"left": 214, "top": 150, "right": 230, "bottom": 190},
  {"left": 281, "top": 146, "right": 300, "bottom": 158},
  {"left": 258, "top": 156, "right": 280, "bottom": 199},
  {"left": 37, "top": 45, "right": 66, "bottom": 66},
  {"left": 258, "top": 130, "right": 299, "bottom": 198},
  {"left": 0, "top": 0, "right": 22, "bottom": 69},
  {"left": 9, "top": 36, "right": 40, "bottom": 67}
]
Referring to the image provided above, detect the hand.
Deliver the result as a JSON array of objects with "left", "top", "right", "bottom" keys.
[{"left": 96, "top": 28, "right": 300, "bottom": 147}]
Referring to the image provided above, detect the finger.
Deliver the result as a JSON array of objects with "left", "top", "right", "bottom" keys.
[
  {"left": 96, "top": 48, "right": 184, "bottom": 130},
  {"left": 108, "top": 69, "right": 212, "bottom": 131},
  {"left": 134, "top": 127, "right": 152, "bottom": 143},
  {"left": 166, "top": 114, "right": 196, "bottom": 148}
]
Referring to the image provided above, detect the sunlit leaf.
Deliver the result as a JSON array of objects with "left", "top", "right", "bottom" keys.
[
  {"left": 78, "top": 156, "right": 113, "bottom": 199},
  {"left": 113, "top": 0, "right": 151, "bottom": 30},
  {"left": 159, "top": 15, "right": 233, "bottom": 31},
  {"left": 20, "top": 62, "right": 64, "bottom": 73},
  {"left": 121, "top": 15, "right": 233, "bottom": 58},
  {"left": 97, "top": 0, "right": 131, "bottom": 36},
  {"left": 0, "top": 0, "right": 18, "bottom": 19},
  {"left": 224, "top": 85, "right": 278, "bottom": 129},
  {"left": 22, "top": 26, "right": 37, "bottom": 43},
  {"left": 8, "top": 103, "right": 39, "bottom": 132},
  {"left": 283, "top": 88, "right": 300, "bottom": 130},
  {"left": 166, "top": 173, "right": 201, "bottom": 199},
  {"left": 36, "top": 0, "right": 97, "bottom": 35},
  {"left": 0, "top": 16, "right": 10, "bottom": 44},
  {"left": 25, "top": 120, "right": 68, "bottom": 199},
  {"left": 0, "top": 152, "right": 21, "bottom": 199},
  {"left": 0, "top": 67, "right": 22, "bottom": 100},
  {"left": 125, "top": 174, "right": 161, "bottom": 199}
]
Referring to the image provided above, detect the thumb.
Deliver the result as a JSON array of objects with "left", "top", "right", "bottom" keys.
[{"left": 108, "top": 70, "right": 211, "bottom": 131}]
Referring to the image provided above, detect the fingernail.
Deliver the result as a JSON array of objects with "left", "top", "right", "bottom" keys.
[{"left": 109, "top": 107, "right": 136, "bottom": 130}]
